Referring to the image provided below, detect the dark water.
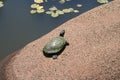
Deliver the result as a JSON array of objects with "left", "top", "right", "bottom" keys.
[{"left": 0, "top": 0, "right": 109, "bottom": 60}]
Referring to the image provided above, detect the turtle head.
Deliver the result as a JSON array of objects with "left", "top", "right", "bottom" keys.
[{"left": 59, "top": 30, "right": 65, "bottom": 37}]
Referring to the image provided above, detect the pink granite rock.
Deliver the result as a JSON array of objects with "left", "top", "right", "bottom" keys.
[{"left": 0, "top": 0, "right": 120, "bottom": 80}]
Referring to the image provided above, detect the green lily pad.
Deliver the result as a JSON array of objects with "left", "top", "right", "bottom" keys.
[{"left": 97, "top": 0, "right": 109, "bottom": 3}]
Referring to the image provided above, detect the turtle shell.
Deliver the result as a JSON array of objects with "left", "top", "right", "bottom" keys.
[{"left": 43, "top": 36, "right": 67, "bottom": 54}]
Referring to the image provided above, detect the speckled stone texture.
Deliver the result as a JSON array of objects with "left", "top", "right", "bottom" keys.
[{"left": 0, "top": 0, "right": 120, "bottom": 80}]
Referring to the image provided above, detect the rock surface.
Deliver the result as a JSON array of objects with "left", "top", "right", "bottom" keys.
[{"left": 0, "top": 0, "right": 120, "bottom": 80}]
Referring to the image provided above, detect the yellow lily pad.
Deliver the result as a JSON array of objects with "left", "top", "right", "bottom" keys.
[
  {"left": 37, "top": 9, "right": 45, "bottom": 13},
  {"left": 56, "top": 10, "right": 64, "bottom": 15},
  {"left": 34, "top": 0, "right": 44, "bottom": 3},
  {"left": 68, "top": 8, "right": 74, "bottom": 12},
  {"left": 37, "top": 6, "right": 44, "bottom": 10},
  {"left": 59, "top": 0, "right": 65, "bottom": 4},
  {"left": 77, "top": 4, "right": 82, "bottom": 7},
  {"left": 30, "top": 10, "right": 37, "bottom": 14},
  {"left": 97, "top": 0, "right": 108, "bottom": 3},
  {"left": 0, "top": 1, "right": 4, "bottom": 7},
  {"left": 51, "top": 12, "right": 59, "bottom": 18},
  {"left": 49, "top": 6, "right": 58, "bottom": 11},
  {"left": 0, "top": 4, "right": 4, "bottom": 7},
  {"left": 0, "top": 4, "right": 3, "bottom": 7},
  {"left": 73, "top": 10, "right": 79, "bottom": 13},
  {"left": 31, "top": 4, "right": 39, "bottom": 8},
  {"left": 45, "top": 11, "right": 53, "bottom": 14},
  {"left": 62, "top": 9, "right": 71, "bottom": 13},
  {"left": 0, "top": 1, "right": 3, "bottom": 4}
]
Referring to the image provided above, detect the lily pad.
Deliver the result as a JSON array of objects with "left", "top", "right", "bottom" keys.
[
  {"left": 56, "top": 10, "right": 64, "bottom": 15},
  {"left": 51, "top": 12, "right": 59, "bottom": 18},
  {"left": 62, "top": 9, "right": 71, "bottom": 13},
  {"left": 0, "top": 1, "right": 3, "bottom": 4},
  {"left": 34, "top": 0, "right": 44, "bottom": 3},
  {"left": 68, "top": 8, "right": 74, "bottom": 12},
  {"left": 37, "top": 6, "right": 44, "bottom": 10},
  {"left": 49, "top": 6, "right": 58, "bottom": 11},
  {"left": 31, "top": 4, "right": 39, "bottom": 8},
  {"left": 45, "top": 11, "right": 53, "bottom": 14},
  {"left": 59, "top": 0, "right": 65, "bottom": 4},
  {"left": 37, "top": 9, "right": 45, "bottom": 13},
  {"left": 73, "top": 10, "right": 79, "bottom": 13},
  {"left": 97, "top": 0, "right": 109, "bottom": 3},
  {"left": 0, "top": 1, "right": 4, "bottom": 7},
  {"left": 77, "top": 4, "right": 82, "bottom": 7},
  {"left": 30, "top": 10, "right": 37, "bottom": 14}
]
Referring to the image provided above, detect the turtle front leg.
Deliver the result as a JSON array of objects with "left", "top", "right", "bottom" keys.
[{"left": 52, "top": 55, "right": 58, "bottom": 59}]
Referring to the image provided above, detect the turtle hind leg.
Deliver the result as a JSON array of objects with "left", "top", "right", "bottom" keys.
[
  {"left": 66, "top": 41, "right": 69, "bottom": 46},
  {"left": 52, "top": 55, "right": 58, "bottom": 59}
]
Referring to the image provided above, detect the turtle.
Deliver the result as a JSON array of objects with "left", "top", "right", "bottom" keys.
[{"left": 43, "top": 30, "right": 69, "bottom": 59}]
